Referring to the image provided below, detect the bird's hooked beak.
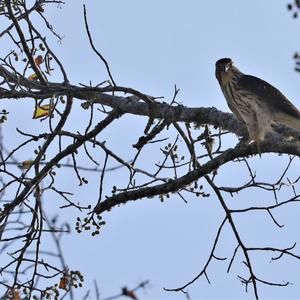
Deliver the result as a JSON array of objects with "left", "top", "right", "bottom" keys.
[
  {"left": 215, "top": 61, "right": 232, "bottom": 81},
  {"left": 216, "top": 63, "right": 231, "bottom": 73},
  {"left": 216, "top": 65, "right": 226, "bottom": 73}
]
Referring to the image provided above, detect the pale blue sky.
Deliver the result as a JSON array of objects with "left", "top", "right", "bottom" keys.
[{"left": 2, "top": 1, "right": 300, "bottom": 299}]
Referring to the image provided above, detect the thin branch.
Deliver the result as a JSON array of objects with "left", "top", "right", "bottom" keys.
[{"left": 83, "top": 4, "right": 116, "bottom": 86}]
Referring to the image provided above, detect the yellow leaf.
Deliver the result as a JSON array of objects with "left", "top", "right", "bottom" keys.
[
  {"left": 28, "top": 73, "right": 38, "bottom": 81},
  {"left": 33, "top": 104, "right": 53, "bottom": 119},
  {"left": 19, "top": 160, "right": 34, "bottom": 170}
]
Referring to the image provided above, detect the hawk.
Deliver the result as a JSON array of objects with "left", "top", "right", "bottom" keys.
[{"left": 215, "top": 58, "right": 300, "bottom": 154}]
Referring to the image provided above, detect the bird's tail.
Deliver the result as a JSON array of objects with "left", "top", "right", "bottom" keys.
[{"left": 273, "top": 113, "right": 300, "bottom": 132}]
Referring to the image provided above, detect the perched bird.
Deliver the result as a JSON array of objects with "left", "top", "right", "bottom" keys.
[{"left": 215, "top": 58, "right": 300, "bottom": 154}]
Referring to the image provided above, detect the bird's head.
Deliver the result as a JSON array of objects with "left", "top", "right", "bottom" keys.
[{"left": 215, "top": 58, "right": 234, "bottom": 82}]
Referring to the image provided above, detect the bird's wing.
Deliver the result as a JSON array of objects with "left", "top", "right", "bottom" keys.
[{"left": 237, "top": 74, "right": 300, "bottom": 119}]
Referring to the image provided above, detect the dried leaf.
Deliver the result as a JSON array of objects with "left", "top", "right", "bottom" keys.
[
  {"left": 35, "top": 55, "right": 44, "bottom": 67},
  {"left": 33, "top": 104, "right": 53, "bottom": 119},
  {"left": 12, "top": 289, "right": 20, "bottom": 300},
  {"left": 59, "top": 276, "right": 69, "bottom": 290},
  {"left": 35, "top": 5, "right": 44, "bottom": 13},
  {"left": 122, "top": 288, "right": 138, "bottom": 300},
  {"left": 19, "top": 160, "right": 34, "bottom": 170},
  {"left": 28, "top": 73, "right": 38, "bottom": 81}
]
